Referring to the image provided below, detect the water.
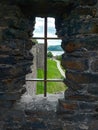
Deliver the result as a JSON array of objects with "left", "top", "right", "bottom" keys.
[{"left": 48, "top": 51, "right": 64, "bottom": 56}]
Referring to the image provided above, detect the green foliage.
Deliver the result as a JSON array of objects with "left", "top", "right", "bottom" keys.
[
  {"left": 32, "top": 39, "right": 38, "bottom": 44},
  {"left": 47, "top": 58, "right": 62, "bottom": 78},
  {"left": 47, "top": 51, "right": 53, "bottom": 58},
  {"left": 37, "top": 58, "right": 67, "bottom": 94},
  {"left": 37, "top": 69, "right": 44, "bottom": 94},
  {"left": 55, "top": 55, "right": 62, "bottom": 61}
]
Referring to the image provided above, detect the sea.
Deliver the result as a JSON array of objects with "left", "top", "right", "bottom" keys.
[{"left": 48, "top": 51, "right": 64, "bottom": 56}]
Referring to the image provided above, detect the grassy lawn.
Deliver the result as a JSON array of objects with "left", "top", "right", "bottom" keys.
[{"left": 37, "top": 58, "right": 67, "bottom": 94}]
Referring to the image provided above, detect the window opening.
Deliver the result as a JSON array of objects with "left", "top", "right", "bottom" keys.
[{"left": 27, "top": 17, "right": 64, "bottom": 97}]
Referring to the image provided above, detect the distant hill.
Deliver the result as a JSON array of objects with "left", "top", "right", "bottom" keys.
[{"left": 48, "top": 45, "right": 63, "bottom": 51}]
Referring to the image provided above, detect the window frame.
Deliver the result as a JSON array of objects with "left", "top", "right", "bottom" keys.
[{"left": 26, "top": 17, "right": 63, "bottom": 97}]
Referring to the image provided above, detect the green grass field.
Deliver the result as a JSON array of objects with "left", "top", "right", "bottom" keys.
[{"left": 37, "top": 58, "right": 67, "bottom": 94}]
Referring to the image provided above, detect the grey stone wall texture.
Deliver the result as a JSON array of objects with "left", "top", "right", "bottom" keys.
[
  {"left": 37, "top": 44, "right": 44, "bottom": 69},
  {"left": 25, "top": 44, "right": 37, "bottom": 96},
  {"left": 0, "top": 0, "right": 98, "bottom": 129}
]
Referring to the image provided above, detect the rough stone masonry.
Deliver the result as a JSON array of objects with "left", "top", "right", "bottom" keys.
[{"left": 0, "top": 0, "right": 98, "bottom": 130}]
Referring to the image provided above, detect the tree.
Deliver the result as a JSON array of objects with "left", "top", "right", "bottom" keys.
[
  {"left": 55, "top": 55, "right": 62, "bottom": 61},
  {"left": 47, "top": 51, "right": 53, "bottom": 58},
  {"left": 32, "top": 39, "right": 38, "bottom": 44}
]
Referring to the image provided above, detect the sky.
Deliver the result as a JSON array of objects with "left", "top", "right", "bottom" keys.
[{"left": 33, "top": 17, "right": 61, "bottom": 46}]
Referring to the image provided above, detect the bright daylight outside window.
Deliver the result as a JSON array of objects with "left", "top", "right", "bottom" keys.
[{"left": 28, "top": 17, "right": 65, "bottom": 97}]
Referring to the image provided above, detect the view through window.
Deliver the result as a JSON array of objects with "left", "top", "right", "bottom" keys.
[{"left": 28, "top": 17, "right": 65, "bottom": 97}]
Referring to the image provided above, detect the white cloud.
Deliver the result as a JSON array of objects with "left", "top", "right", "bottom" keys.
[
  {"left": 48, "top": 40, "right": 61, "bottom": 46},
  {"left": 36, "top": 39, "right": 44, "bottom": 44},
  {"left": 35, "top": 18, "right": 44, "bottom": 28},
  {"left": 47, "top": 18, "right": 55, "bottom": 27},
  {"left": 33, "top": 17, "right": 61, "bottom": 45},
  {"left": 36, "top": 39, "right": 62, "bottom": 46}
]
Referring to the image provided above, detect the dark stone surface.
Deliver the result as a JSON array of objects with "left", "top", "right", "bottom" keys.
[
  {"left": 66, "top": 71, "right": 98, "bottom": 84},
  {"left": 0, "top": 3, "right": 35, "bottom": 109},
  {"left": 91, "top": 59, "right": 98, "bottom": 72},
  {"left": 0, "top": 0, "right": 98, "bottom": 129},
  {"left": 88, "top": 120, "right": 98, "bottom": 130},
  {"left": 0, "top": 93, "right": 64, "bottom": 130},
  {"left": 87, "top": 84, "right": 98, "bottom": 95},
  {"left": 61, "top": 54, "right": 89, "bottom": 71},
  {"left": 55, "top": 1, "right": 98, "bottom": 129}
]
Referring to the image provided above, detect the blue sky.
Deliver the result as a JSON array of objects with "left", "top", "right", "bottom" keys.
[{"left": 33, "top": 17, "right": 61, "bottom": 46}]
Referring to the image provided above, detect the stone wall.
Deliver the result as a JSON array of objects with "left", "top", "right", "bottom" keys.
[
  {"left": 37, "top": 44, "right": 44, "bottom": 69},
  {"left": 55, "top": 0, "right": 98, "bottom": 129},
  {"left": 25, "top": 44, "right": 37, "bottom": 96},
  {"left": 25, "top": 43, "right": 44, "bottom": 96},
  {"left": 0, "top": 2, "right": 35, "bottom": 108},
  {"left": 0, "top": 0, "right": 98, "bottom": 130}
]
